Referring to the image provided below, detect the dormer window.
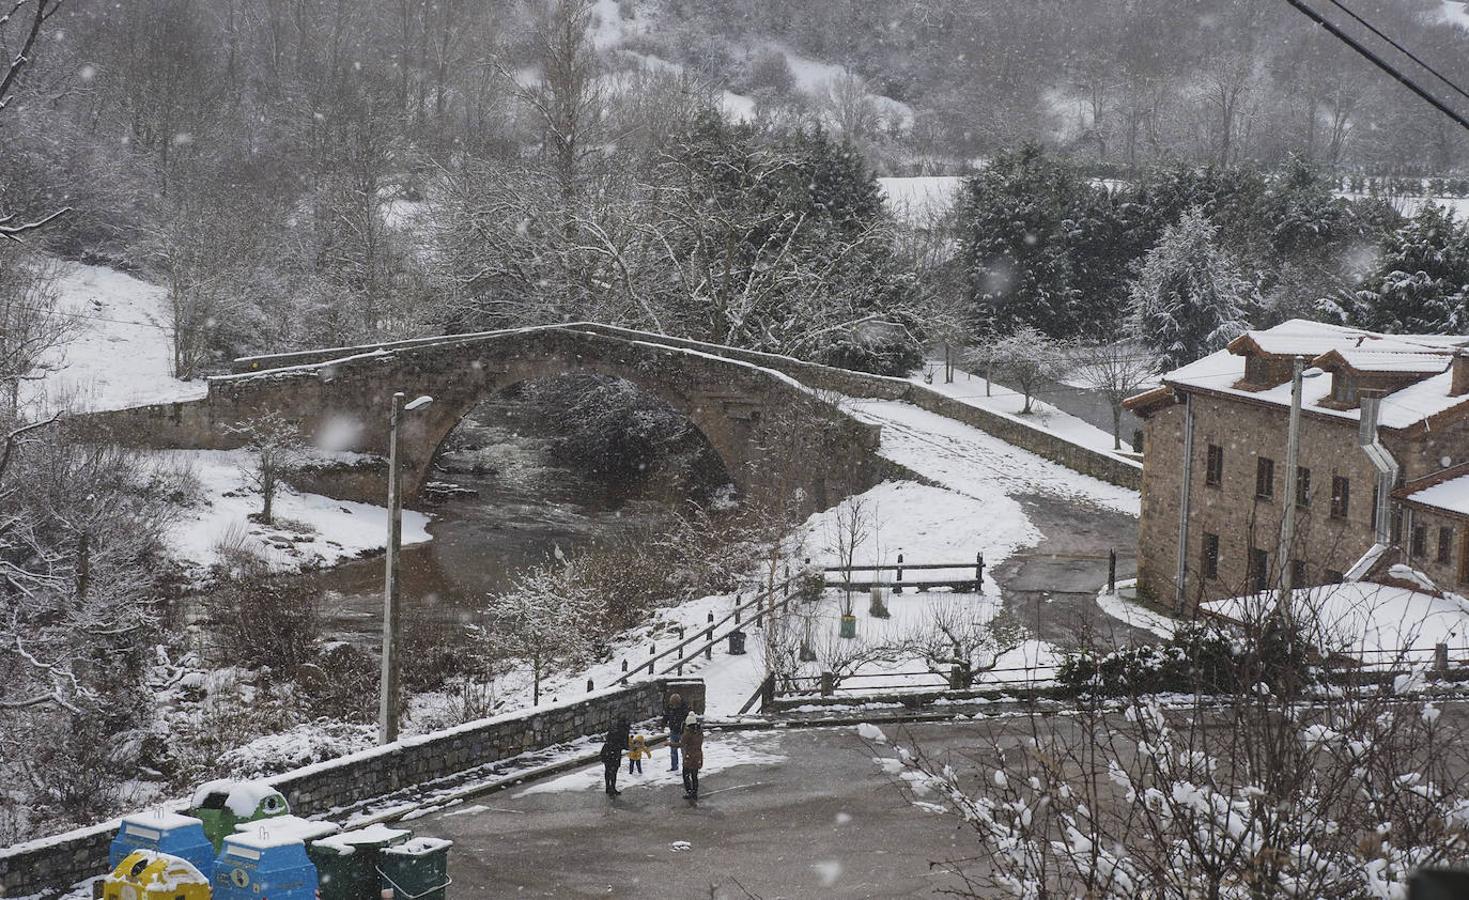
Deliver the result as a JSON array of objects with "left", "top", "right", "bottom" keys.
[{"left": 1331, "top": 372, "right": 1358, "bottom": 406}]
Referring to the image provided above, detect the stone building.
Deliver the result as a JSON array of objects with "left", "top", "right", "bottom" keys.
[{"left": 1125, "top": 320, "right": 1469, "bottom": 610}]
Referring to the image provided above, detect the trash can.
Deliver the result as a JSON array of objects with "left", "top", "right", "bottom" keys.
[
  {"left": 212, "top": 831, "right": 318, "bottom": 900},
  {"left": 839, "top": 615, "right": 857, "bottom": 639},
  {"left": 103, "top": 850, "right": 211, "bottom": 900},
  {"left": 308, "top": 824, "right": 412, "bottom": 900},
  {"left": 109, "top": 811, "right": 215, "bottom": 876},
  {"left": 188, "top": 779, "right": 290, "bottom": 851},
  {"left": 379, "top": 837, "right": 452, "bottom": 900},
  {"left": 727, "top": 630, "right": 747, "bottom": 655}
]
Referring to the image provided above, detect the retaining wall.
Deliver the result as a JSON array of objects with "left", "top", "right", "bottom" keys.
[{"left": 0, "top": 678, "right": 692, "bottom": 898}]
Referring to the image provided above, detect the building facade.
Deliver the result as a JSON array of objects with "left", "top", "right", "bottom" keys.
[{"left": 1127, "top": 320, "right": 1469, "bottom": 609}]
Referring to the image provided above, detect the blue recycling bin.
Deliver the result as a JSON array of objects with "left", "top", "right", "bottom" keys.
[
  {"left": 108, "top": 811, "right": 214, "bottom": 877},
  {"left": 212, "top": 831, "right": 319, "bottom": 900}
]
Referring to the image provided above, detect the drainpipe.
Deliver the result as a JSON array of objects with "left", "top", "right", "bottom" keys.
[
  {"left": 1358, "top": 392, "right": 1399, "bottom": 546},
  {"left": 1174, "top": 393, "right": 1195, "bottom": 612}
]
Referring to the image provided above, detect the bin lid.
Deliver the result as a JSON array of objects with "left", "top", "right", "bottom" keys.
[
  {"left": 311, "top": 824, "right": 411, "bottom": 855},
  {"left": 229, "top": 815, "right": 339, "bottom": 848},
  {"left": 119, "top": 811, "right": 205, "bottom": 833},
  {"left": 190, "top": 779, "right": 289, "bottom": 818},
  {"left": 382, "top": 837, "right": 453, "bottom": 857}
]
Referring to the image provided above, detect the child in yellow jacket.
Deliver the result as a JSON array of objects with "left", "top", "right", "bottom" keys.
[{"left": 627, "top": 733, "right": 650, "bottom": 774}]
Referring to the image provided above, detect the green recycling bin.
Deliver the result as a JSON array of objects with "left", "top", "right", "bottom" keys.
[
  {"left": 187, "top": 779, "right": 291, "bottom": 852},
  {"left": 379, "top": 837, "right": 452, "bottom": 900},
  {"left": 308, "top": 824, "right": 412, "bottom": 900}
]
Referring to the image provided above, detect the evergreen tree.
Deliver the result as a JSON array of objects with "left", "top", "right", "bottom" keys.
[
  {"left": 1328, "top": 205, "right": 1469, "bottom": 334},
  {"left": 1128, "top": 207, "right": 1250, "bottom": 370}
]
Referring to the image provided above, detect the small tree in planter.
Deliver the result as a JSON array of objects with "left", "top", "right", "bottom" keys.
[{"left": 827, "top": 498, "right": 872, "bottom": 638}]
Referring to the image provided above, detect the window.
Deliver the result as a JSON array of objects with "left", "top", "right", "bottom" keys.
[
  {"left": 1295, "top": 467, "right": 1311, "bottom": 507},
  {"left": 1206, "top": 444, "right": 1224, "bottom": 486},
  {"left": 1291, "top": 559, "right": 1307, "bottom": 587},
  {"left": 1412, "top": 525, "right": 1427, "bottom": 559},
  {"left": 1202, "top": 533, "right": 1220, "bottom": 579},
  {"left": 1330, "top": 476, "right": 1350, "bottom": 519},
  {"left": 1256, "top": 457, "right": 1275, "bottom": 500},
  {"left": 1440, "top": 527, "right": 1455, "bottom": 565},
  {"left": 1249, "top": 547, "right": 1269, "bottom": 593}
]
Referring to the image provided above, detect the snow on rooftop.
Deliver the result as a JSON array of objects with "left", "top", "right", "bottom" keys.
[
  {"left": 1405, "top": 473, "right": 1469, "bottom": 517},
  {"left": 1203, "top": 581, "right": 1469, "bottom": 659},
  {"left": 1330, "top": 350, "right": 1453, "bottom": 374},
  {"left": 1165, "top": 320, "right": 1469, "bottom": 430}
]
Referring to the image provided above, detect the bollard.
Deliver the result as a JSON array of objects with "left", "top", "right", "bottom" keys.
[
  {"left": 1108, "top": 549, "right": 1117, "bottom": 594},
  {"left": 820, "top": 671, "right": 835, "bottom": 697},
  {"left": 621, "top": 659, "right": 628, "bottom": 673},
  {"left": 587, "top": 678, "right": 594, "bottom": 692},
  {"left": 708, "top": 611, "right": 715, "bottom": 623},
  {"left": 678, "top": 627, "right": 686, "bottom": 641}
]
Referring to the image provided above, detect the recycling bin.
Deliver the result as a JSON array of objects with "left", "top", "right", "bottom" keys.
[
  {"left": 727, "top": 630, "right": 747, "bottom": 655},
  {"left": 213, "top": 831, "right": 318, "bottom": 900},
  {"left": 109, "top": 811, "right": 214, "bottom": 876},
  {"left": 104, "top": 850, "right": 211, "bottom": 900},
  {"left": 379, "top": 837, "right": 453, "bottom": 900},
  {"left": 188, "top": 779, "right": 290, "bottom": 851},
  {"left": 308, "top": 824, "right": 412, "bottom": 900},
  {"left": 233, "top": 814, "right": 340, "bottom": 845}
]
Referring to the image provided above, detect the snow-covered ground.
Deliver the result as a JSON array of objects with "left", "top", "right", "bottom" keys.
[
  {"left": 912, "top": 366, "right": 1136, "bottom": 461},
  {"left": 514, "top": 730, "right": 786, "bottom": 796},
  {"left": 1440, "top": 0, "right": 1469, "bottom": 30},
  {"left": 878, "top": 175, "right": 964, "bottom": 224},
  {"left": 19, "top": 261, "right": 205, "bottom": 414},
  {"left": 161, "top": 449, "right": 430, "bottom": 572}
]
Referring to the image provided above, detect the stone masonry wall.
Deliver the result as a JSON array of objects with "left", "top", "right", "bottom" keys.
[
  {"left": 0, "top": 679, "right": 691, "bottom": 898},
  {"left": 1134, "top": 389, "right": 1462, "bottom": 609}
]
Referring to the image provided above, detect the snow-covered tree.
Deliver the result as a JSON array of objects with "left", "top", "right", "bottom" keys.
[
  {"left": 900, "top": 600, "right": 1022, "bottom": 688},
  {"left": 227, "top": 412, "right": 304, "bottom": 525},
  {"left": 481, "top": 560, "right": 606, "bottom": 706},
  {"left": 0, "top": 247, "right": 70, "bottom": 414},
  {"left": 1326, "top": 204, "right": 1469, "bottom": 334},
  {"left": 1127, "top": 206, "right": 1251, "bottom": 371},
  {"left": 974, "top": 325, "right": 1067, "bottom": 414},
  {"left": 1070, "top": 340, "right": 1160, "bottom": 449}
]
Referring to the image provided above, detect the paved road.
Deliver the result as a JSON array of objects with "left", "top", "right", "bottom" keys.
[
  {"left": 420, "top": 723, "right": 995, "bottom": 898},
  {"left": 997, "top": 492, "right": 1153, "bottom": 649}
]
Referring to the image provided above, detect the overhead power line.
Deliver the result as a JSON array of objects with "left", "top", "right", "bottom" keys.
[
  {"left": 1281, "top": 0, "right": 1469, "bottom": 135},
  {"left": 1322, "top": 0, "right": 1469, "bottom": 106}
]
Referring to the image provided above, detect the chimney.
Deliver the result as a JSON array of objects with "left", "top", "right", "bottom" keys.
[{"left": 1453, "top": 350, "right": 1469, "bottom": 396}]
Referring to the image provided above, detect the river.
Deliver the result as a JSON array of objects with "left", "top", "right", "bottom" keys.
[{"left": 306, "top": 394, "right": 684, "bottom": 644}]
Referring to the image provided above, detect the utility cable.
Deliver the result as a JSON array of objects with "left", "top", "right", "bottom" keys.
[
  {"left": 1281, "top": 0, "right": 1469, "bottom": 135},
  {"left": 1321, "top": 0, "right": 1469, "bottom": 106}
]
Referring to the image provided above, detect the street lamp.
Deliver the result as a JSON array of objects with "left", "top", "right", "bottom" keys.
[{"left": 380, "top": 391, "right": 433, "bottom": 745}]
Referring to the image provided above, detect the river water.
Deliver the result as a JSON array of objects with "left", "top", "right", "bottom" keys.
[{"left": 307, "top": 395, "right": 679, "bottom": 643}]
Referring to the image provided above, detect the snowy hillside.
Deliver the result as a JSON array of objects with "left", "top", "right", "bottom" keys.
[{"left": 19, "top": 261, "right": 204, "bottom": 414}]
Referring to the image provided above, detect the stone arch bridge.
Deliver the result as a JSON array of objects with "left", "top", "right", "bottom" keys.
[{"left": 76, "top": 324, "right": 888, "bottom": 515}]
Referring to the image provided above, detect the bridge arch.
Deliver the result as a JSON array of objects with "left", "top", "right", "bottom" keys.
[{"left": 80, "top": 326, "right": 886, "bottom": 517}]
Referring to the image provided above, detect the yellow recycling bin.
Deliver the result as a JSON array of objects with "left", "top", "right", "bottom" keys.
[{"left": 103, "top": 850, "right": 211, "bottom": 900}]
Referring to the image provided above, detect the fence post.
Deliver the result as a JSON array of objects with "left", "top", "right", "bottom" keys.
[
  {"left": 896, "top": 552, "right": 904, "bottom": 594},
  {"left": 760, "top": 672, "right": 776, "bottom": 712},
  {"left": 1435, "top": 642, "right": 1450, "bottom": 675},
  {"left": 705, "top": 627, "right": 714, "bottom": 660},
  {"left": 1108, "top": 550, "right": 1117, "bottom": 594},
  {"left": 820, "top": 671, "right": 835, "bottom": 697},
  {"left": 976, "top": 553, "right": 985, "bottom": 591}
]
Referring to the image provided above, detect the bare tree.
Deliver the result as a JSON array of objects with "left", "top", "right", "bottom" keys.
[
  {"left": 1070, "top": 340, "right": 1158, "bottom": 450},
  {"left": 0, "top": 246, "right": 70, "bottom": 413},
  {"left": 0, "top": 0, "right": 71, "bottom": 241},
  {"left": 826, "top": 497, "right": 872, "bottom": 621},
  {"left": 899, "top": 600, "right": 1024, "bottom": 689},
  {"left": 973, "top": 326, "right": 1067, "bottom": 414},
  {"left": 228, "top": 411, "right": 304, "bottom": 525},
  {"left": 510, "top": 0, "right": 604, "bottom": 203}
]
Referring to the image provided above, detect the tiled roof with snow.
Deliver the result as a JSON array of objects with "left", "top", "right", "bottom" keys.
[
  {"left": 1403, "top": 473, "right": 1469, "bottom": 517},
  {"left": 1325, "top": 350, "right": 1452, "bottom": 374},
  {"left": 1164, "top": 319, "right": 1469, "bottom": 430}
]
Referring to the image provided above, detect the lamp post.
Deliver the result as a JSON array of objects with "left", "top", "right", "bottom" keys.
[{"left": 380, "top": 391, "right": 433, "bottom": 745}]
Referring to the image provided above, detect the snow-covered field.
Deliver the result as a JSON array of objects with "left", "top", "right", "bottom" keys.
[
  {"left": 161, "top": 449, "right": 430, "bottom": 573},
  {"left": 878, "top": 175, "right": 964, "bottom": 223},
  {"left": 19, "top": 261, "right": 204, "bottom": 414}
]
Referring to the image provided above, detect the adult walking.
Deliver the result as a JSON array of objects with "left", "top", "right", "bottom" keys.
[
  {"left": 663, "top": 692, "right": 691, "bottom": 772},
  {"left": 601, "top": 718, "right": 630, "bottom": 796},
  {"left": 681, "top": 714, "right": 704, "bottom": 801}
]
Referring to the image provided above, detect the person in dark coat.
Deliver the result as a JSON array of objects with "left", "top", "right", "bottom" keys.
[
  {"left": 663, "top": 692, "right": 691, "bottom": 772},
  {"left": 681, "top": 714, "right": 705, "bottom": 800},
  {"left": 601, "top": 718, "right": 631, "bottom": 795}
]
